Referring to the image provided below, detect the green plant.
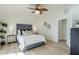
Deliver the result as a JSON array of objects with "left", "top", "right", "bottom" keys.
[
  {"left": 76, "top": 22, "right": 79, "bottom": 25},
  {"left": 0, "top": 22, "right": 7, "bottom": 44},
  {"left": 0, "top": 35, "right": 5, "bottom": 41},
  {"left": 0, "top": 29, "right": 6, "bottom": 33},
  {"left": 0, "top": 22, "right": 7, "bottom": 27}
]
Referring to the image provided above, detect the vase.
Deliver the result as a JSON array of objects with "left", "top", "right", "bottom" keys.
[{"left": 76, "top": 24, "right": 79, "bottom": 28}]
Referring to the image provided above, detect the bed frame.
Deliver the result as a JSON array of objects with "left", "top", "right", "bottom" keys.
[{"left": 16, "top": 24, "right": 45, "bottom": 52}]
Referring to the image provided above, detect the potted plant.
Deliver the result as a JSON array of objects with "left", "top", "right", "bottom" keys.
[
  {"left": 0, "top": 36, "right": 5, "bottom": 45},
  {"left": 76, "top": 22, "right": 79, "bottom": 28},
  {"left": 0, "top": 29, "right": 6, "bottom": 45},
  {"left": 0, "top": 22, "right": 7, "bottom": 45}
]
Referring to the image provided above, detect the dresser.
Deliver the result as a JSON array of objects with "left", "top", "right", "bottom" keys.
[
  {"left": 7, "top": 35, "right": 16, "bottom": 43},
  {"left": 71, "top": 28, "right": 79, "bottom": 55}
]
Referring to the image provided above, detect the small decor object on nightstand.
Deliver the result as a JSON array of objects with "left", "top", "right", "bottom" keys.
[{"left": 76, "top": 22, "right": 79, "bottom": 28}]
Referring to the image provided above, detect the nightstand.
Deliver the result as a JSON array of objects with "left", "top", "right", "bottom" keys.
[{"left": 7, "top": 35, "right": 16, "bottom": 43}]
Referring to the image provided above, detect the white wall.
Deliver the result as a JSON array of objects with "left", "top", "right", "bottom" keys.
[
  {"left": 0, "top": 5, "right": 68, "bottom": 43},
  {"left": 33, "top": 5, "right": 79, "bottom": 48},
  {"left": 6, "top": 19, "right": 34, "bottom": 35},
  {"left": 33, "top": 6, "right": 67, "bottom": 42},
  {"left": 1, "top": 5, "right": 79, "bottom": 48}
]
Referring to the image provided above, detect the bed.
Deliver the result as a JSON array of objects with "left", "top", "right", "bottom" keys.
[{"left": 16, "top": 24, "right": 46, "bottom": 52}]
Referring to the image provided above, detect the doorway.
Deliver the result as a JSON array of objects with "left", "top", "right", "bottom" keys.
[{"left": 58, "top": 19, "right": 67, "bottom": 45}]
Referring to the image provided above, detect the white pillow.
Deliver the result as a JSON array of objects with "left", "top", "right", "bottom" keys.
[
  {"left": 22, "top": 30, "right": 27, "bottom": 35},
  {"left": 22, "top": 30, "right": 32, "bottom": 35},
  {"left": 27, "top": 31, "right": 32, "bottom": 34},
  {"left": 18, "top": 30, "right": 21, "bottom": 35}
]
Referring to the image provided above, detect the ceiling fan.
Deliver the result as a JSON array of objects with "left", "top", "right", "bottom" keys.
[{"left": 27, "top": 4, "right": 48, "bottom": 14}]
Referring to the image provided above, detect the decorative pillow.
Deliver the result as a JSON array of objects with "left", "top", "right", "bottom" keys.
[
  {"left": 27, "top": 30, "right": 32, "bottom": 35},
  {"left": 22, "top": 30, "right": 27, "bottom": 35},
  {"left": 22, "top": 30, "right": 32, "bottom": 35},
  {"left": 18, "top": 30, "right": 21, "bottom": 35}
]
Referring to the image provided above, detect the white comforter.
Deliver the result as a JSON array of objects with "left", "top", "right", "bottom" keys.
[{"left": 17, "top": 34, "right": 46, "bottom": 51}]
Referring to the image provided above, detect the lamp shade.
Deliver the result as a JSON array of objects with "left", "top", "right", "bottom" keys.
[{"left": 33, "top": 26, "right": 37, "bottom": 33}]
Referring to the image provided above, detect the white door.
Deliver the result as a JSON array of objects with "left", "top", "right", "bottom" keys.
[{"left": 58, "top": 19, "right": 67, "bottom": 41}]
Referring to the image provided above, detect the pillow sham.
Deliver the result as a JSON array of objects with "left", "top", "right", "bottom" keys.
[
  {"left": 22, "top": 30, "right": 32, "bottom": 35},
  {"left": 18, "top": 30, "right": 21, "bottom": 35}
]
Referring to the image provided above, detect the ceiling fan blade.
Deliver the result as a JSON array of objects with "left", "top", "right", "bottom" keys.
[
  {"left": 40, "top": 8, "right": 48, "bottom": 11},
  {"left": 27, "top": 7, "right": 35, "bottom": 10},
  {"left": 36, "top": 4, "right": 40, "bottom": 7},
  {"left": 28, "top": 4, "right": 48, "bottom": 15},
  {"left": 32, "top": 11, "right": 35, "bottom": 13},
  {"left": 35, "top": 4, "right": 42, "bottom": 9}
]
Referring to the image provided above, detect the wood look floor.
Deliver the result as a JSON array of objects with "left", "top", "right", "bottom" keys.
[{"left": 0, "top": 40, "right": 70, "bottom": 55}]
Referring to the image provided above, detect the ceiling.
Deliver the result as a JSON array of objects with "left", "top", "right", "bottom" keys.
[{"left": 0, "top": 4, "right": 73, "bottom": 21}]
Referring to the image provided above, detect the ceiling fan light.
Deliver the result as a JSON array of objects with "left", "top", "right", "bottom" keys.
[{"left": 35, "top": 10, "right": 40, "bottom": 14}]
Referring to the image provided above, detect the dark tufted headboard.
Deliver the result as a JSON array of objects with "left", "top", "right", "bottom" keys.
[{"left": 16, "top": 24, "right": 32, "bottom": 34}]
